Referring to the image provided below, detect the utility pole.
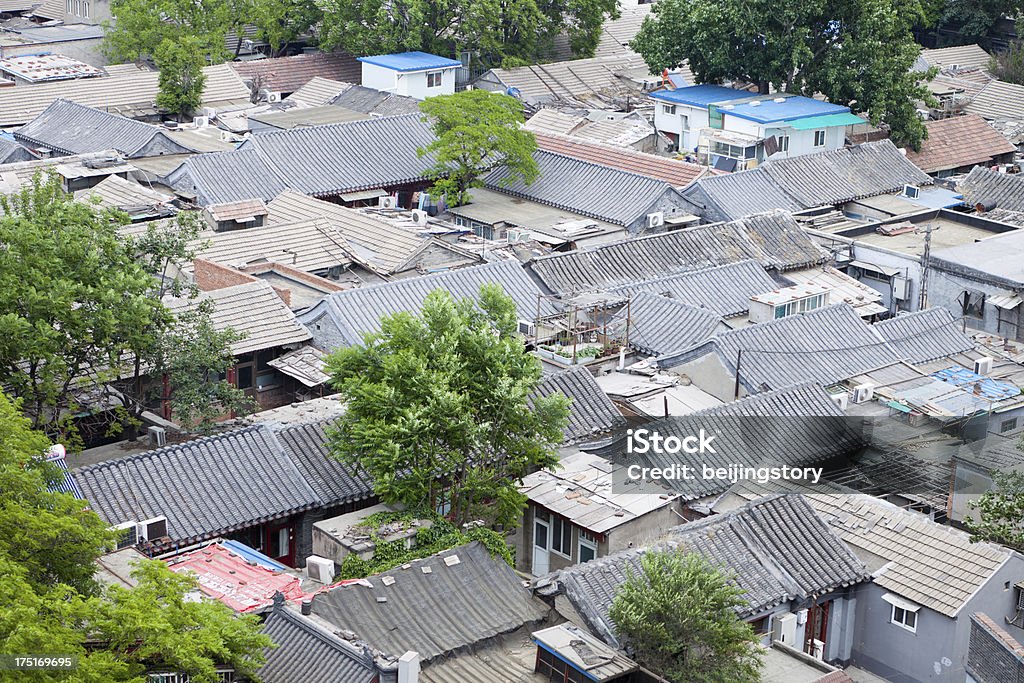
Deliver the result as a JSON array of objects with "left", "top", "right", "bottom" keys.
[
  {"left": 918, "top": 223, "right": 933, "bottom": 311},
  {"left": 734, "top": 350, "right": 743, "bottom": 399}
]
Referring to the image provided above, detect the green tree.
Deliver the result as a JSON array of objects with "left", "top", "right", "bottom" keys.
[
  {"left": 935, "top": 0, "right": 1023, "bottom": 46},
  {"left": 966, "top": 469, "right": 1024, "bottom": 551},
  {"left": 155, "top": 37, "right": 209, "bottom": 121},
  {"left": 609, "top": 551, "right": 763, "bottom": 683},
  {"left": 418, "top": 89, "right": 539, "bottom": 206},
  {"left": 253, "top": 0, "right": 324, "bottom": 56},
  {"left": 990, "top": 40, "right": 1024, "bottom": 85},
  {"left": 631, "top": 0, "right": 937, "bottom": 149},
  {"left": 104, "top": 0, "right": 234, "bottom": 64},
  {"left": 0, "top": 391, "right": 273, "bottom": 682},
  {"left": 0, "top": 173, "right": 162, "bottom": 438},
  {"left": 326, "top": 285, "right": 569, "bottom": 527}
]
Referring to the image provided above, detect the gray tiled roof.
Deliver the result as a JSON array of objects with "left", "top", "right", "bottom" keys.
[
  {"left": 329, "top": 83, "right": 422, "bottom": 116},
  {"left": 274, "top": 421, "right": 374, "bottom": 507},
  {"left": 532, "top": 366, "right": 626, "bottom": 443},
  {"left": 485, "top": 150, "right": 694, "bottom": 227},
  {"left": 310, "top": 541, "right": 548, "bottom": 662},
  {"left": 15, "top": 99, "right": 198, "bottom": 158},
  {"left": 528, "top": 210, "right": 826, "bottom": 294},
  {"left": 299, "top": 260, "right": 557, "bottom": 349},
  {"left": 964, "top": 79, "right": 1024, "bottom": 120},
  {"left": 610, "top": 260, "right": 780, "bottom": 318},
  {"left": 665, "top": 304, "right": 901, "bottom": 392},
  {"left": 612, "top": 292, "right": 722, "bottom": 357},
  {"left": 552, "top": 494, "right": 868, "bottom": 647},
  {"left": 259, "top": 604, "right": 377, "bottom": 683},
  {"left": 72, "top": 426, "right": 321, "bottom": 544},
  {"left": 167, "top": 114, "right": 437, "bottom": 205},
  {"left": 874, "top": 308, "right": 975, "bottom": 363},
  {"left": 0, "top": 136, "right": 34, "bottom": 164},
  {"left": 956, "top": 434, "right": 1024, "bottom": 473},
  {"left": 682, "top": 141, "right": 932, "bottom": 221},
  {"left": 959, "top": 166, "right": 1024, "bottom": 212}
]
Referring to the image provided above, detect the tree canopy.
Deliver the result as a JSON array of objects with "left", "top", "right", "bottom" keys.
[
  {"left": 631, "top": 0, "right": 937, "bottom": 149},
  {"left": 990, "top": 40, "right": 1024, "bottom": 85},
  {"left": 326, "top": 284, "right": 569, "bottom": 527},
  {"left": 155, "top": 36, "right": 209, "bottom": 120},
  {"left": 966, "top": 469, "right": 1024, "bottom": 552},
  {"left": 0, "top": 391, "right": 273, "bottom": 681},
  {"left": 609, "top": 550, "right": 763, "bottom": 683},
  {"left": 418, "top": 89, "right": 539, "bottom": 206}
]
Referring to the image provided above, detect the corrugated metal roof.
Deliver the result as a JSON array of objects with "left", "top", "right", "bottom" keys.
[
  {"left": 906, "top": 115, "right": 1016, "bottom": 173},
  {"left": 529, "top": 210, "right": 827, "bottom": 294},
  {"left": 532, "top": 366, "right": 626, "bottom": 443},
  {"left": 958, "top": 166, "right": 1024, "bottom": 212},
  {"left": 357, "top": 51, "right": 461, "bottom": 72},
  {"left": 248, "top": 105, "right": 370, "bottom": 130},
  {"left": 165, "top": 543, "right": 303, "bottom": 612},
  {"left": 0, "top": 63, "right": 251, "bottom": 127},
  {"left": 486, "top": 149, "right": 689, "bottom": 227},
  {"left": 650, "top": 84, "right": 748, "bottom": 107},
  {"left": 874, "top": 308, "right": 976, "bottom": 363},
  {"left": 266, "top": 189, "right": 426, "bottom": 274},
  {"left": 165, "top": 280, "right": 312, "bottom": 355},
  {"left": 259, "top": 605, "right": 378, "bottom": 683},
  {"left": 72, "top": 426, "right": 322, "bottom": 544},
  {"left": 310, "top": 542, "right": 548, "bottom": 662},
  {"left": 553, "top": 494, "right": 869, "bottom": 647},
  {"left": 781, "top": 112, "right": 865, "bottom": 130},
  {"left": 726, "top": 96, "right": 849, "bottom": 124},
  {"left": 299, "top": 260, "right": 555, "bottom": 349},
  {"left": 610, "top": 260, "right": 779, "bottom": 318},
  {"left": 612, "top": 292, "right": 722, "bottom": 357},
  {"left": 15, "top": 99, "right": 198, "bottom": 158}
]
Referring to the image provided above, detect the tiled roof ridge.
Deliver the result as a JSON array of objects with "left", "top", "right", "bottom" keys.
[
  {"left": 531, "top": 147, "right": 681, "bottom": 186},
  {"left": 74, "top": 424, "right": 270, "bottom": 473},
  {"left": 250, "top": 112, "right": 424, "bottom": 140}
]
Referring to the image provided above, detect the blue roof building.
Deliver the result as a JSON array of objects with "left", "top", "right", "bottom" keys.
[
  {"left": 356, "top": 51, "right": 462, "bottom": 73},
  {"left": 649, "top": 84, "right": 750, "bottom": 107},
  {"left": 358, "top": 51, "right": 461, "bottom": 100}
]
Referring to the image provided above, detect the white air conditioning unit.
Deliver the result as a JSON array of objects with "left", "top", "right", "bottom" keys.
[
  {"left": 517, "top": 319, "right": 536, "bottom": 337},
  {"left": 267, "top": 92, "right": 282, "bottom": 103},
  {"left": 378, "top": 196, "right": 397, "bottom": 209},
  {"left": 902, "top": 184, "right": 920, "bottom": 199},
  {"left": 507, "top": 228, "right": 531, "bottom": 243},
  {"left": 647, "top": 211, "right": 665, "bottom": 229},
  {"left": 974, "top": 356, "right": 994, "bottom": 375},
  {"left": 852, "top": 383, "right": 874, "bottom": 404},
  {"left": 111, "top": 521, "right": 138, "bottom": 550},
  {"left": 202, "top": 107, "right": 216, "bottom": 119},
  {"left": 192, "top": 116, "right": 209, "bottom": 128},
  {"left": 410, "top": 209, "right": 429, "bottom": 226},
  {"left": 305, "top": 555, "right": 336, "bottom": 584},
  {"left": 137, "top": 516, "right": 168, "bottom": 542},
  {"left": 772, "top": 612, "right": 798, "bottom": 646},
  {"left": 830, "top": 392, "right": 849, "bottom": 411},
  {"left": 147, "top": 425, "right": 166, "bottom": 447}
]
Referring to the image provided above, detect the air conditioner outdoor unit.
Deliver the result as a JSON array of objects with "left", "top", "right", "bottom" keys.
[
  {"left": 147, "top": 425, "right": 166, "bottom": 447},
  {"left": 647, "top": 211, "right": 665, "bottom": 229},
  {"left": 974, "top": 356, "right": 994, "bottom": 375},
  {"left": 517, "top": 319, "right": 536, "bottom": 337},
  {"left": 772, "top": 612, "right": 798, "bottom": 646},
  {"left": 193, "top": 116, "right": 209, "bottom": 128},
  {"left": 305, "top": 555, "right": 336, "bottom": 584},
  {"left": 410, "top": 209, "right": 429, "bottom": 226},
  {"left": 111, "top": 521, "right": 138, "bottom": 550},
  {"left": 852, "top": 383, "right": 874, "bottom": 404},
  {"left": 378, "top": 196, "right": 397, "bottom": 209},
  {"left": 137, "top": 516, "right": 168, "bottom": 542},
  {"left": 267, "top": 92, "right": 282, "bottom": 103},
  {"left": 830, "top": 392, "right": 849, "bottom": 411},
  {"left": 202, "top": 107, "right": 217, "bottom": 119},
  {"left": 902, "top": 184, "right": 920, "bottom": 199}
]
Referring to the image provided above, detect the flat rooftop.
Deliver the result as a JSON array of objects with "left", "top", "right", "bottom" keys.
[{"left": 828, "top": 209, "right": 1020, "bottom": 257}]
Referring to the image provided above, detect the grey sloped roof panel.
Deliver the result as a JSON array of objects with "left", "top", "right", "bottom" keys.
[
  {"left": 611, "top": 260, "right": 778, "bottom": 318},
  {"left": 485, "top": 149, "right": 682, "bottom": 226},
  {"left": 528, "top": 210, "right": 826, "bottom": 294},
  {"left": 72, "top": 426, "right": 321, "bottom": 543},
  {"left": 874, "top": 307, "right": 975, "bottom": 363},
  {"left": 310, "top": 542, "right": 548, "bottom": 662},
  {"left": 167, "top": 146, "right": 289, "bottom": 205},
  {"left": 611, "top": 292, "right": 721, "bottom": 357},
  {"left": 329, "top": 83, "right": 422, "bottom": 116},
  {"left": 301, "top": 260, "right": 556, "bottom": 348},
  {"left": 273, "top": 421, "right": 374, "bottom": 507},
  {"left": 532, "top": 366, "right": 625, "bottom": 443},
  {"left": 555, "top": 494, "right": 868, "bottom": 646},
  {"left": 0, "top": 136, "right": 35, "bottom": 164},
  {"left": 760, "top": 139, "right": 933, "bottom": 208},
  {"left": 708, "top": 303, "right": 901, "bottom": 391},
  {"left": 958, "top": 166, "right": 1024, "bottom": 212},
  {"left": 15, "top": 99, "right": 197, "bottom": 158},
  {"left": 259, "top": 607, "right": 377, "bottom": 683},
  {"left": 683, "top": 169, "right": 803, "bottom": 221}
]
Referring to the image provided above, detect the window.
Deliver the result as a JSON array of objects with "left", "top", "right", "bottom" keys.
[
  {"left": 749, "top": 615, "right": 771, "bottom": 635},
  {"left": 891, "top": 605, "right": 918, "bottom": 632},
  {"left": 773, "top": 293, "right": 826, "bottom": 319},
  {"left": 680, "top": 114, "right": 689, "bottom": 130},
  {"left": 426, "top": 71, "right": 443, "bottom": 88},
  {"left": 709, "top": 105, "right": 724, "bottom": 129},
  {"left": 778, "top": 135, "right": 790, "bottom": 153},
  {"left": 236, "top": 365, "right": 253, "bottom": 390},
  {"left": 813, "top": 129, "right": 827, "bottom": 147},
  {"left": 578, "top": 530, "right": 598, "bottom": 564},
  {"left": 1002, "top": 418, "right": 1019, "bottom": 433},
  {"left": 268, "top": 527, "right": 290, "bottom": 559},
  {"left": 83, "top": 0, "right": 89, "bottom": 17},
  {"left": 536, "top": 647, "right": 589, "bottom": 683},
  {"left": 662, "top": 104, "right": 676, "bottom": 115},
  {"left": 550, "top": 515, "right": 572, "bottom": 557}
]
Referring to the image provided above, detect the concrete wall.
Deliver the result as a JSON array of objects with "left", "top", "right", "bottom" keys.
[
  {"left": 362, "top": 63, "right": 456, "bottom": 100},
  {"left": 726, "top": 116, "right": 845, "bottom": 159},
  {"left": 360, "top": 63, "right": 397, "bottom": 93},
  {"left": 663, "top": 352, "right": 744, "bottom": 403},
  {"left": 652, "top": 102, "right": 708, "bottom": 152},
  {"left": 927, "top": 266, "right": 1024, "bottom": 341},
  {"left": 625, "top": 189, "right": 699, "bottom": 234}
]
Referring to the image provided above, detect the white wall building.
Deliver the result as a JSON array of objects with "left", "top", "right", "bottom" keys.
[{"left": 357, "top": 51, "right": 461, "bottom": 100}]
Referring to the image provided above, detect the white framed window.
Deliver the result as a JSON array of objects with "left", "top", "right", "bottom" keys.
[
  {"left": 579, "top": 530, "right": 598, "bottom": 564},
  {"left": 662, "top": 104, "right": 676, "bottom": 115},
  {"left": 550, "top": 515, "right": 572, "bottom": 558},
  {"left": 426, "top": 71, "right": 442, "bottom": 88},
  {"left": 813, "top": 129, "right": 827, "bottom": 147},
  {"left": 891, "top": 605, "right": 918, "bottom": 632},
  {"left": 1001, "top": 418, "right": 1018, "bottom": 433},
  {"left": 84, "top": 1, "right": 89, "bottom": 17},
  {"left": 680, "top": 114, "right": 689, "bottom": 130},
  {"left": 778, "top": 135, "right": 790, "bottom": 152}
]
